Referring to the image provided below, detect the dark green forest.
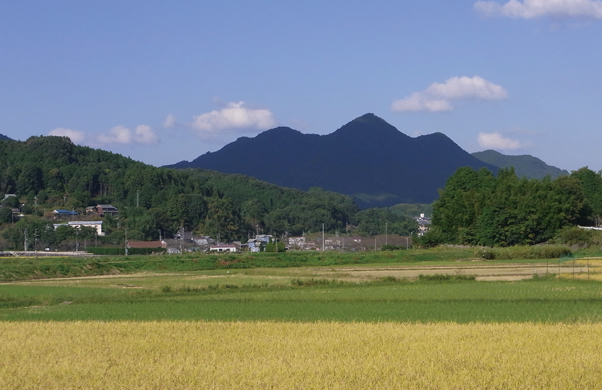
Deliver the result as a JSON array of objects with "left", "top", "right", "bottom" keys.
[
  {"left": 419, "top": 166, "right": 602, "bottom": 247},
  {"left": 0, "top": 136, "right": 418, "bottom": 250}
]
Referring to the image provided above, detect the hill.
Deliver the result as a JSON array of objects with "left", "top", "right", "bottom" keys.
[
  {"left": 168, "top": 114, "right": 497, "bottom": 207},
  {"left": 472, "top": 150, "right": 568, "bottom": 180},
  {"left": 0, "top": 134, "right": 13, "bottom": 141},
  {"left": 0, "top": 136, "right": 362, "bottom": 248}
]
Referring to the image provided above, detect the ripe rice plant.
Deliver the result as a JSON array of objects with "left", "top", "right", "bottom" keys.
[{"left": 1, "top": 321, "right": 602, "bottom": 389}]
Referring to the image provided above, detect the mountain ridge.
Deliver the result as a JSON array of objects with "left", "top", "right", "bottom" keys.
[
  {"left": 167, "top": 113, "right": 498, "bottom": 207},
  {"left": 472, "top": 149, "right": 568, "bottom": 180}
]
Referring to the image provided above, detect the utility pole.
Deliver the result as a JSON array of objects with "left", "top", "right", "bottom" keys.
[
  {"left": 125, "top": 227, "right": 128, "bottom": 256},
  {"left": 385, "top": 223, "right": 388, "bottom": 246},
  {"left": 75, "top": 231, "right": 79, "bottom": 253},
  {"left": 322, "top": 223, "right": 325, "bottom": 252},
  {"left": 136, "top": 190, "right": 139, "bottom": 208},
  {"left": 24, "top": 228, "right": 28, "bottom": 251}
]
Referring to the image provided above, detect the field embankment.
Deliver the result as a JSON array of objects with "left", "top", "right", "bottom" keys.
[{"left": 0, "top": 245, "right": 580, "bottom": 282}]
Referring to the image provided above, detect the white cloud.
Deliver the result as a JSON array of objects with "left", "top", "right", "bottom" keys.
[
  {"left": 97, "top": 125, "right": 158, "bottom": 145},
  {"left": 392, "top": 93, "right": 453, "bottom": 112},
  {"left": 48, "top": 127, "right": 86, "bottom": 143},
  {"left": 163, "top": 114, "right": 176, "bottom": 129},
  {"left": 134, "top": 125, "right": 159, "bottom": 144},
  {"left": 392, "top": 76, "right": 508, "bottom": 112},
  {"left": 477, "top": 132, "right": 527, "bottom": 150},
  {"left": 191, "top": 101, "right": 277, "bottom": 137},
  {"left": 475, "top": 0, "right": 602, "bottom": 19}
]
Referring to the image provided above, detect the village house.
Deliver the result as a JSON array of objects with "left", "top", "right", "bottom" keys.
[
  {"left": 95, "top": 204, "right": 119, "bottom": 217},
  {"left": 193, "top": 236, "right": 215, "bottom": 246},
  {"left": 414, "top": 213, "right": 431, "bottom": 236},
  {"left": 53, "top": 221, "right": 105, "bottom": 236},
  {"left": 52, "top": 209, "right": 78, "bottom": 219},
  {"left": 208, "top": 244, "right": 237, "bottom": 253},
  {"left": 248, "top": 234, "right": 272, "bottom": 252}
]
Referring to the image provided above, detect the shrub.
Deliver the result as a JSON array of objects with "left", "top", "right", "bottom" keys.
[
  {"left": 474, "top": 245, "right": 572, "bottom": 260},
  {"left": 418, "top": 274, "right": 476, "bottom": 282},
  {"left": 474, "top": 247, "right": 494, "bottom": 260},
  {"left": 87, "top": 247, "right": 125, "bottom": 255},
  {"left": 555, "top": 226, "right": 602, "bottom": 247},
  {"left": 414, "top": 229, "right": 447, "bottom": 249}
]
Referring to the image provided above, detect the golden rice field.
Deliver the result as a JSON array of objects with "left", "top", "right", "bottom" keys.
[{"left": 2, "top": 321, "right": 602, "bottom": 389}]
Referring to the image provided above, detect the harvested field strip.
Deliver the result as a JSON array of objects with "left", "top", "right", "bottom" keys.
[{"left": 1, "top": 322, "right": 602, "bottom": 389}]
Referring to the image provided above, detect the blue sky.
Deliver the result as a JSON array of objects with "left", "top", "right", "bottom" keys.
[{"left": 1, "top": 1, "right": 601, "bottom": 171}]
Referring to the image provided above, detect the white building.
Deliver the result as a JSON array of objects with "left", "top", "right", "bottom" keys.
[
  {"left": 209, "top": 244, "right": 237, "bottom": 253},
  {"left": 53, "top": 221, "right": 105, "bottom": 236}
]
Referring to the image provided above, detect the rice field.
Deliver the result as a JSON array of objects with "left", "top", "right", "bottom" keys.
[
  {"left": 2, "top": 321, "right": 602, "bottom": 389},
  {"left": 3, "top": 262, "right": 602, "bottom": 388}
]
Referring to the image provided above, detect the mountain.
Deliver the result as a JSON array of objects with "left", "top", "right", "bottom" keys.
[
  {"left": 0, "top": 134, "right": 13, "bottom": 141},
  {"left": 472, "top": 150, "right": 568, "bottom": 180},
  {"left": 168, "top": 114, "right": 498, "bottom": 207}
]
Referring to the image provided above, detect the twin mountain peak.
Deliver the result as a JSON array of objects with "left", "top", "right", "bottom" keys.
[{"left": 166, "top": 113, "right": 565, "bottom": 208}]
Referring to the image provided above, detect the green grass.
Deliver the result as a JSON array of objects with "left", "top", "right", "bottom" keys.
[
  {"left": 1, "top": 246, "right": 598, "bottom": 323},
  {"left": 0, "top": 246, "right": 580, "bottom": 282},
  {"left": 2, "top": 276, "right": 602, "bottom": 323}
]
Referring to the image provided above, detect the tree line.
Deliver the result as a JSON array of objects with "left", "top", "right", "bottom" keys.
[{"left": 419, "top": 166, "right": 600, "bottom": 247}]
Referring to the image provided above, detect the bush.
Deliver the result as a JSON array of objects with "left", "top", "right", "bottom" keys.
[
  {"left": 474, "top": 247, "right": 495, "bottom": 260},
  {"left": 555, "top": 226, "right": 602, "bottom": 247},
  {"left": 414, "top": 229, "right": 447, "bottom": 249},
  {"left": 87, "top": 247, "right": 125, "bottom": 255},
  {"left": 474, "top": 245, "right": 572, "bottom": 260},
  {"left": 418, "top": 274, "right": 476, "bottom": 282}
]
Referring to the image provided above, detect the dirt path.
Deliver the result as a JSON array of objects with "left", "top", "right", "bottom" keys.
[{"left": 315, "top": 262, "right": 588, "bottom": 281}]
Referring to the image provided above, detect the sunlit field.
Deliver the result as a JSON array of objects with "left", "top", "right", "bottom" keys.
[
  {"left": 3, "top": 256, "right": 602, "bottom": 388},
  {"left": 2, "top": 321, "right": 602, "bottom": 389}
]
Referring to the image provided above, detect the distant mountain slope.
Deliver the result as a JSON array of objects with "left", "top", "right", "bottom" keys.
[
  {"left": 0, "top": 134, "right": 13, "bottom": 141},
  {"left": 168, "top": 114, "right": 498, "bottom": 207},
  {"left": 472, "top": 150, "right": 568, "bottom": 180}
]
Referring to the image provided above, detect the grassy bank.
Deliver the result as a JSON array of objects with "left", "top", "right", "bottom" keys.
[{"left": 0, "top": 245, "right": 578, "bottom": 282}]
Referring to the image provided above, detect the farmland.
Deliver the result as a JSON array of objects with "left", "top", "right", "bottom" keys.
[
  {"left": 2, "top": 250, "right": 602, "bottom": 388},
  {"left": 2, "top": 321, "right": 602, "bottom": 389},
  {"left": 1, "top": 257, "right": 602, "bottom": 322}
]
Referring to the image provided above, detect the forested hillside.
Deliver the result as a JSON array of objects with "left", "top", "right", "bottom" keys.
[
  {"left": 0, "top": 136, "right": 419, "bottom": 250},
  {"left": 168, "top": 114, "right": 497, "bottom": 207},
  {"left": 472, "top": 150, "right": 568, "bottom": 180},
  {"left": 420, "top": 166, "right": 601, "bottom": 247}
]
